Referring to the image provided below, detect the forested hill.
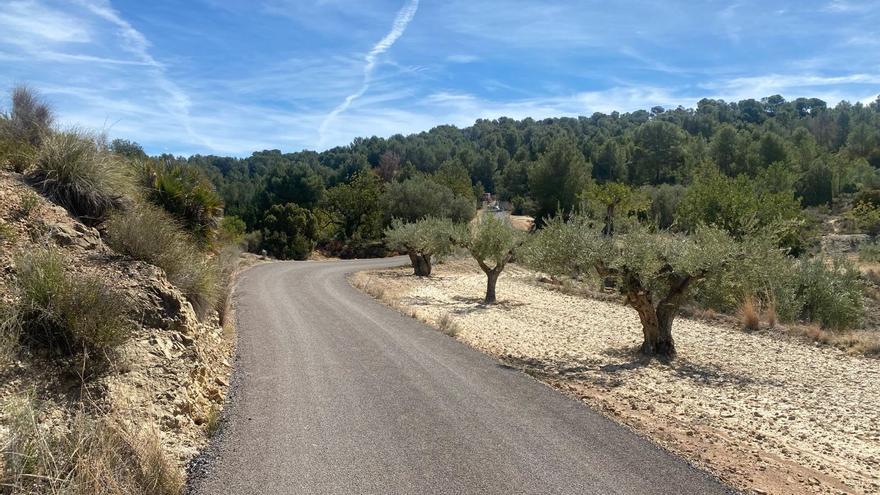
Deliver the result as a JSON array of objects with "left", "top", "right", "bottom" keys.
[{"left": 113, "top": 95, "right": 880, "bottom": 258}]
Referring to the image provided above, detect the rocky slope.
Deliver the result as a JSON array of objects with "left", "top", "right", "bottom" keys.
[{"left": 0, "top": 171, "right": 234, "bottom": 481}]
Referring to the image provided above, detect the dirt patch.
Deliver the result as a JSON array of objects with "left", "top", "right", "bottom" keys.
[{"left": 351, "top": 258, "right": 880, "bottom": 495}]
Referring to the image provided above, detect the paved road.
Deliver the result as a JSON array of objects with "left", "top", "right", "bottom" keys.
[{"left": 190, "top": 257, "right": 733, "bottom": 495}]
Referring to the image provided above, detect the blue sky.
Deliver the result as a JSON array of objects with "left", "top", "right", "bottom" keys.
[{"left": 1, "top": 0, "right": 878, "bottom": 156}]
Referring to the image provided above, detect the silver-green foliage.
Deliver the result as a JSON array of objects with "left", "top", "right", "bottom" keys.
[
  {"left": 455, "top": 213, "right": 526, "bottom": 303},
  {"left": 385, "top": 217, "right": 457, "bottom": 276},
  {"left": 524, "top": 215, "right": 739, "bottom": 297},
  {"left": 385, "top": 217, "right": 457, "bottom": 258},
  {"left": 457, "top": 213, "right": 525, "bottom": 271}
]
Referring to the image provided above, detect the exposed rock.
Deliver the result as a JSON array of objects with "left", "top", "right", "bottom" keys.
[
  {"left": 0, "top": 171, "right": 235, "bottom": 478},
  {"left": 821, "top": 233, "right": 870, "bottom": 255}
]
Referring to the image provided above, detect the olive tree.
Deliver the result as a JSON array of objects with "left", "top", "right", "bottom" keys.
[
  {"left": 455, "top": 214, "right": 525, "bottom": 304},
  {"left": 526, "top": 215, "right": 748, "bottom": 358},
  {"left": 384, "top": 217, "right": 456, "bottom": 277}
]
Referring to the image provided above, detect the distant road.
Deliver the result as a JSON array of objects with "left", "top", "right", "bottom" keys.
[{"left": 189, "top": 257, "right": 733, "bottom": 495}]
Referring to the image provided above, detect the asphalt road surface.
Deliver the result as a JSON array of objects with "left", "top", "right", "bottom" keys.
[{"left": 189, "top": 257, "right": 733, "bottom": 495}]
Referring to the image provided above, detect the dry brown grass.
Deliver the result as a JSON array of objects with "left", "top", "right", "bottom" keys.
[
  {"left": 738, "top": 296, "right": 760, "bottom": 331},
  {"left": 790, "top": 323, "right": 880, "bottom": 356},
  {"left": 1, "top": 397, "right": 183, "bottom": 495},
  {"left": 437, "top": 313, "right": 461, "bottom": 337},
  {"left": 350, "top": 274, "right": 387, "bottom": 301},
  {"left": 765, "top": 300, "right": 778, "bottom": 329}
]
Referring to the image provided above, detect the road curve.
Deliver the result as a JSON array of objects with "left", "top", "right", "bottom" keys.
[{"left": 189, "top": 257, "right": 733, "bottom": 495}]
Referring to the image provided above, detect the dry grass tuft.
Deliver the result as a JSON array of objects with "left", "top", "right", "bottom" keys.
[
  {"left": 765, "top": 300, "right": 778, "bottom": 329},
  {"left": 27, "top": 130, "right": 131, "bottom": 224},
  {"left": 2, "top": 397, "right": 183, "bottom": 495},
  {"left": 105, "top": 204, "right": 220, "bottom": 319},
  {"left": 437, "top": 313, "right": 461, "bottom": 337},
  {"left": 12, "top": 247, "right": 133, "bottom": 357},
  {"left": 738, "top": 296, "right": 761, "bottom": 331}
]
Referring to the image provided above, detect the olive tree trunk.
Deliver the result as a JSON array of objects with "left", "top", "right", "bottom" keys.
[
  {"left": 484, "top": 268, "right": 501, "bottom": 304},
  {"left": 622, "top": 271, "right": 693, "bottom": 359},
  {"left": 408, "top": 252, "right": 432, "bottom": 277}
]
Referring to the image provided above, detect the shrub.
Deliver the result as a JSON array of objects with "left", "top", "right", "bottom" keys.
[
  {"left": 260, "top": 203, "right": 318, "bottom": 260},
  {"left": 796, "top": 257, "right": 863, "bottom": 330},
  {"left": 27, "top": 131, "right": 131, "bottom": 224},
  {"left": 2, "top": 397, "right": 183, "bottom": 495},
  {"left": 13, "top": 248, "right": 132, "bottom": 355},
  {"left": 846, "top": 201, "right": 880, "bottom": 236},
  {"left": 140, "top": 160, "right": 223, "bottom": 244},
  {"left": 105, "top": 204, "right": 219, "bottom": 317},
  {"left": 217, "top": 215, "right": 247, "bottom": 247},
  {"left": 0, "top": 86, "right": 53, "bottom": 172}
]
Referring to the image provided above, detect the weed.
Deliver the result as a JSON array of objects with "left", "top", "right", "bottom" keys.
[
  {"left": 2, "top": 397, "right": 184, "bottom": 495},
  {"left": 27, "top": 130, "right": 131, "bottom": 224},
  {"left": 17, "top": 189, "right": 40, "bottom": 218},
  {"left": 14, "top": 248, "right": 132, "bottom": 356},
  {"left": 765, "top": 300, "right": 778, "bottom": 329},
  {"left": 738, "top": 296, "right": 760, "bottom": 331},
  {"left": 438, "top": 313, "right": 461, "bottom": 337},
  {"left": 105, "top": 204, "right": 219, "bottom": 318}
]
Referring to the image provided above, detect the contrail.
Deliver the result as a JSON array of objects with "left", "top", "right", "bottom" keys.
[{"left": 318, "top": 0, "right": 419, "bottom": 148}]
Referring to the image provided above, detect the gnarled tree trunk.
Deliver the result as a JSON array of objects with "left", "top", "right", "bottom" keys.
[
  {"left": 408, "top": 252, "right": 432, "bottom": 277},
  {"left": 622, "top": 271, "right": 693, "bottom": 359}
]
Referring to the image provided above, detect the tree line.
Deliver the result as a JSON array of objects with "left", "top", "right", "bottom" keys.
[{"left": 108, "top": 94, "right": 880, "bottom": 260}]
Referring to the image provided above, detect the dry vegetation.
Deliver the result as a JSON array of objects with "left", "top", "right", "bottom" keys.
[
  {"left": 352, "top": 257, "right": 880, "bottom": 495},
  {"left": 0, "top": 86, "right": 241, "bottom": 494}
]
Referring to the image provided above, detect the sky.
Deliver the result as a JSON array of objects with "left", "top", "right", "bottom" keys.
[{"left": 1, "top": 0, "right": 878, "bottom": 157}]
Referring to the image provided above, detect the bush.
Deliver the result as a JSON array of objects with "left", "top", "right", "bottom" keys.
[
  {"left": 27, "top": 131, "right": 131, "bottom": 224},
  {"left": 796, "top": 257, "right": 863, "bottom": 330},
  {"left": 846, "top": 201, "right": 880, "bottom": 236},
  {"left": 2, "top": 398, "right": 183, "bottom": 495},
  {"left": 105, "top": 204, "right": 219, "bottom": 317},
  {"left": 140, "top": 160, "right": 223, "bottom": 244},
  {"left": 217, "top": 215, "right": 247, "bottom": 247},
  {"left": 13, "top": 248, "right": 132, "bottom": 355},
  {"left": 260, "top": 203, "right": 318, "bottom": 260}
]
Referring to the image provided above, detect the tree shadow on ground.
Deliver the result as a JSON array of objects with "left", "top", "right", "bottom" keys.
[{"left": 497, "top": 345, "right": 772, "bottom": 389}]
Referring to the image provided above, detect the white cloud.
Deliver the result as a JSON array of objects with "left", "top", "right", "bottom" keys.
[
  {"left": 0, "top": 0, "right": 91, "bottom": 43},
  {"left": 446, "top": 54, "right": 479, "bottom": 64}
]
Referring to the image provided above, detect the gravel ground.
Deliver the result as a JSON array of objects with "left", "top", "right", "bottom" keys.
[{"left": 351, "top": 258, "right": 880, "bottom": 495}]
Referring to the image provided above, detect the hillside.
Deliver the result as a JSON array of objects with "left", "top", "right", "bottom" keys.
[{"left": 0, "top": 171, "right": 236, "bottom": 493}]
